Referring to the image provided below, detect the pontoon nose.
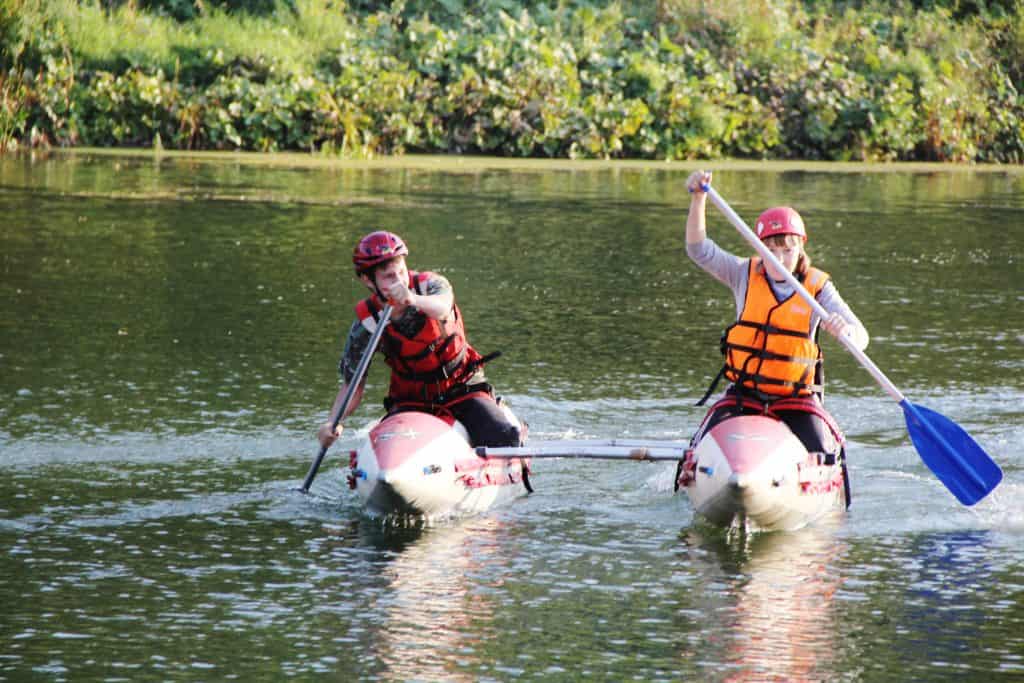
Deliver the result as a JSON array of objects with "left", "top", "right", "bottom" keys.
[{"left": 729, "top": 473, "right": 749, "bottom": 491}]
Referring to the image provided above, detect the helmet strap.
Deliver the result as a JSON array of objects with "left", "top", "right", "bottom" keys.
[
  {"left": 358, "top": 269, "right": 386, "bottom": 303},
  {"left": 371, "top": 273, "right": 392, "bottom": 306}
]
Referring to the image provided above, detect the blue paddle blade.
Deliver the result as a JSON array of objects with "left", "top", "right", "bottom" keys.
[{"left": 900, "top": 400, "right": 1003, "bottom": 506}]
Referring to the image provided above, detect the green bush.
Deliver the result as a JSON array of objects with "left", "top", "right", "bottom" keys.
[
  {"left": 2, "top": 0, "right": 1022, "bottom": 161},
  {"left": 102, "top": 0, "right": 296, "bottom": 22}
]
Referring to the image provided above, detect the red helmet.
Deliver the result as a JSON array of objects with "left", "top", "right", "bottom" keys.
[
  {"left": 352, "top": 231, "right": 408, "bottom": 273},
  {"left": 755, "top": 207, "right": 807, "bottom": 242}
]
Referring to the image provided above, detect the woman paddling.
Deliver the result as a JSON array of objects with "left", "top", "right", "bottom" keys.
[
  {"left": 684, "top": 170, "right": 869, "bottom": 469},
  {"left": 317, "top": 230, "right": 523, "bottom": 451}
]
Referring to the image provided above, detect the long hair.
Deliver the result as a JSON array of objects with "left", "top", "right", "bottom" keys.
[{"left": 763, "top": 234, "right": 811, "bottom": 278}]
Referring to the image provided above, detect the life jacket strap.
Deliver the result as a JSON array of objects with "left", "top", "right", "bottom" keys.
[
  {"left": 729, "top": 318, "right": 809, "bottom": 339},
  {"left": 727, "top": 342, "right": 819, "bottom": 365},
  {"left": 726, "top": 369, "right": 824, "bottom": 397},
  {"left": 696, "top": 365, "right": 727, "bottom": 406},
  {"left": 390, "top": 346, "right": 468, "bottom": 382},
  {"left": 403, "top": 333, "right": 457, "bottom": 363},
  {"left": 385, "top": 382, "right": 495, "bottom": 412}
]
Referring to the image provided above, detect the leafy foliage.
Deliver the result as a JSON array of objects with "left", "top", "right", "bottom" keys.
[{"left": 2, "top": 0, "right": 1023, "bottom": 161}]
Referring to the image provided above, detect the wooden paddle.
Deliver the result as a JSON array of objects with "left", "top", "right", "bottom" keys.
[
  {"left": 299, "top": 304, "right": 394, "bottom": 493},
  {"left": 702, "top": 185, "right": 1002, "bottom": 505}
]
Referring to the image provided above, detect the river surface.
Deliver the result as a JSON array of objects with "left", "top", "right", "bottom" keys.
[{"left": 1, "top": 151, "right": 1022, "bottom": 681}]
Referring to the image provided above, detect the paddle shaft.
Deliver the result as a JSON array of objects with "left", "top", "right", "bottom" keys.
[
  {"left": 299, "top": 304, "right": 393, "bottom": 493},
  {"left": 703, "top": 186, "right": 906, "bottom": 403}
]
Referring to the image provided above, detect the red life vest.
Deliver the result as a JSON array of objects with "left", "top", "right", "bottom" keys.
[
  {"left": 723, "top": 258, "right": 830, "bottom": 398},
  {"left": 356, "top": 271, "right": 482, "bottom": 402}
]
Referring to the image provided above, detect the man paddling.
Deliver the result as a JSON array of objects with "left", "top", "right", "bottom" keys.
[{"left": 317, "top": 230, "right": 523, "bottom": 450}]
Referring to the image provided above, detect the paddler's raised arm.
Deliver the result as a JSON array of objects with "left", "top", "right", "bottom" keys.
[
  {"left": 381, "top": 274, "right": 454, "bottom": 320},
  {"left": 685, "top": 170, "right": 713, "bottom": 245}
]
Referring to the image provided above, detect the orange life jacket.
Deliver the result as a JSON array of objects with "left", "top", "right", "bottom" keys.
[
  {"left": 723, "top": 258, "right": 830, "bottom": 397},
  {"left": 356, "top": 271, "right": 482, "bottom": 402}
]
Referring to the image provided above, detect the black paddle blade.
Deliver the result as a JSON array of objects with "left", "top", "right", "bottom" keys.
[
  {"left": 298, "top": 446, "right": 329, "bottom": 493},
  {"left": 901, "top": 400, "right": 1002, "bottom": 506}
]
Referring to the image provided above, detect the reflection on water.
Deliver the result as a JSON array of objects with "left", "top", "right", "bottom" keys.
[
  {"left": 682, "top": 520, "right": 846, "bottom": 681},
  {"left": 863, "top": 531, "right": 1022, "bottom": 680},
  {"left": 370, "top": 519, "right": 503, "bottom": 681}
]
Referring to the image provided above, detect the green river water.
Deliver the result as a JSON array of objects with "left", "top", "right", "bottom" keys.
[{"left": 1, "top": 151, "right": 1022, "bottom": 681}]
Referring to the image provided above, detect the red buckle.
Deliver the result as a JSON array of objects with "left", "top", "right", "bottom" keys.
[{"left": 678, "top": 448, "right": 697, "bottom": 487}]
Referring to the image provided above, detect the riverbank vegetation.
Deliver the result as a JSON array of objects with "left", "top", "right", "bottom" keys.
[{"left": 2, "top": 0, "right": 1022, "bottom": 161}]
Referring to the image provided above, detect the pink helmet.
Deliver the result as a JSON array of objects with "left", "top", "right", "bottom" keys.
[
  {"left": 352, "top": 231, "right": 408, "bottom": 273},
  {"left": 755, "top": 207, "right": 807, "bottom": 242}
]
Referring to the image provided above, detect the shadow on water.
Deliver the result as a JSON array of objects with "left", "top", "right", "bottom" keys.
[{"left": 351, "top": 514, "right": 435, "bottom": 552}]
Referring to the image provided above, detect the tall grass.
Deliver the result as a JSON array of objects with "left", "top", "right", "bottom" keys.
[{"left": 39, "top": 0, "right": 357, "bottom": 75}]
